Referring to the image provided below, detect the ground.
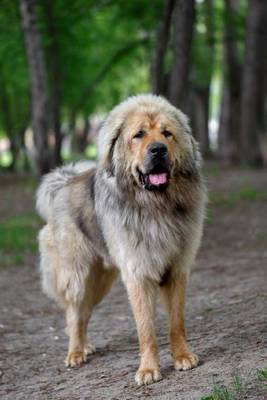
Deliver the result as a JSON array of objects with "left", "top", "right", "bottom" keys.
[{"left": 0, "top": 166, "right": 266, "bottom": 400}]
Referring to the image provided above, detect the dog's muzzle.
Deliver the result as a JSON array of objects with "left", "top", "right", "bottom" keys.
[{"left": 138, "top": 142, "right": 171, "bottom": 191}]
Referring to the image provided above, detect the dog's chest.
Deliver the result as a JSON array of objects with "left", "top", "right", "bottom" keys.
[{"left": 103, "top": 207, "right": 185, "bottom": 281}]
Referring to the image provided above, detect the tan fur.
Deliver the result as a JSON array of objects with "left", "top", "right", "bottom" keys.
[
  {"left": 36, "top": 94, "right": 206, "bottom": 385},
  {"left": 160, "top": 272, "right": 199, "bottom": 370},
  {"left": 126, "top": 279, "right": 161, "bottom": 385}
]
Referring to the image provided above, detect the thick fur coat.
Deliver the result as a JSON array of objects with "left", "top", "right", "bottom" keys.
[{"left": 36, "top": 94, "right": 206, "bottom": 385}]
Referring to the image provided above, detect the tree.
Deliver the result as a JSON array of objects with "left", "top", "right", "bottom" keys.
[
  {"left": 168, "top": 0, "right": 195, "bottom": 111},
  {"left": 152, "top": 0, "right": 175, "bottom": 94},
  {"left": 20, "top": 0, "right": 53, "bottom": 174},
  {"left": 190, "top": 0, "right": 215, "bottom": 157},
  {"left": 218, "top": 0, "right": 243, "bottom": 164},
  {"left": 42, "top": 0, "right": 63, "bottom": 165},
  {"left": 240, "top": 0, "right": 267, "bottom": 166},
  {"left": 0, "top": 0, "right": 30, "bottom": 170}
]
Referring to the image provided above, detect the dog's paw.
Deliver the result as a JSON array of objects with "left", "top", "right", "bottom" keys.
[
  {"left": 84, "top": 343, "right": 96, "bottom": 355},
  {"left": 65, "top": 350, "right": 87, "bottom": 367},
  {"left": 135, "top": 368, "right": 162, "bottom": 385},
  {"left": 174, "top": 352, "right": 199, "bottom": 371}
]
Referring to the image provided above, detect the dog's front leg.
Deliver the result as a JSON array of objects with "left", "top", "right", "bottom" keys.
[
  {"left": 126, "top": 279, "right": 161, "bottom": 385},
  {"left": 160, "top": 272, "right": 199, "bottom": 371}
]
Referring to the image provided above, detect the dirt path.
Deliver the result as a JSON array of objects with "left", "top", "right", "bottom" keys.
[{"left": 0, "top": 168, "right": 266, "bottom": 399}]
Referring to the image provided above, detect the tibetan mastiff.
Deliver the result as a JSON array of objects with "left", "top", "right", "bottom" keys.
[{"left": 36, "top": 94, "right": 206, "bottom": 385}]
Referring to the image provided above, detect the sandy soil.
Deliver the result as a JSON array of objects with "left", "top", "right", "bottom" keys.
[{"left": 0, "top": 168, "right": 266, "bottom": 399}]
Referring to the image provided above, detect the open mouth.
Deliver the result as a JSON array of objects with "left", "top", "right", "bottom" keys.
[{"left": 137, "top": 167, "right": 170, "bottom": 191}]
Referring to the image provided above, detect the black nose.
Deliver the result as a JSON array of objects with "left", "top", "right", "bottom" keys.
[{"left": 148, "top": 142, "right": 168, "bottom": 157}]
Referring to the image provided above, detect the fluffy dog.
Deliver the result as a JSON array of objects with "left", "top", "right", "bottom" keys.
[{"left": 36, "top": 94, "right": 206, "bottom": 385}]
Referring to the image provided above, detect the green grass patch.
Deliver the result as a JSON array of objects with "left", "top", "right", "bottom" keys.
[
  {"left": 202, "top": 367, "right": 267, "bottom": 400},
  {"left": 204, "top": 164, "right": 221, "bottom": 177},
  {"left": 232, "top": 374, "right": 247, "bottom": 393},
  {"left": 0, "top": 213, "right": 41, "bottom": 267},
  {"left": 210, "top": 186, "right": 267, "bottom": 208},
  {"left": 257, "top": 367, "right": 267, "bottom": 384},
  {"left": 201, "top": 383, "right": 236, "bottom": 400}
]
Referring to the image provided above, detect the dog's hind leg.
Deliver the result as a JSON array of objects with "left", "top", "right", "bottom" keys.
[
  {"left": 65, "top": 261, "right": 119, "bottom": 367},
  {"left": 39, "top": 225, "right": 118, "bottom": 367},
  {"left": 160, "top": 271, "right": 199, "bottom": 371},
  {"left": 88, "top": 261, "right": 119, "bottom": 308},
  {"left": 65, "top": 300, "right": 93, "bottom": 367}
]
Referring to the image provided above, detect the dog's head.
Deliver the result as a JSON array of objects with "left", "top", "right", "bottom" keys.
[{"left": 98, "top": 94, "right": 201, "bottom": 193}]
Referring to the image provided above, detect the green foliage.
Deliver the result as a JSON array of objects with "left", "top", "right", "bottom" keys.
[
  {"left": 37, "top": 0, "right": 164, "bottom": 115},
  {"left": 0, "top": 149, "right": 12, "bottom": 167},
  {"left": 0, "top": 0, "right": 164, "bottom": 143},
  {"left": 0, "top": 0, "right": 29, "bottom": 139},
  {"left": 0, "top": 0, "right": 258, "bottom": 169},
  {"left": 0, "top": 213, "right": 41, "bottom": 267}
]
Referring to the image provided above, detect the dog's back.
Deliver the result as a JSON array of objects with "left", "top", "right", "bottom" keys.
[{"left": 36, "top": 161, "right": 95, "bottom": 221}]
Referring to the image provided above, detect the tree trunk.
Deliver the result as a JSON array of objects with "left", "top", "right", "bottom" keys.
[
  {"left": 190, "top": 86, "right": 210, "bottom": 157},
  {"left": 168, "top": 0, "right": 195, "bottom": 111},
  {"left": 42, "top": 0, "right": 63, "bottom": 166},
  {"left": 20, "top": 0, "right": 53, "bottom": 174},
  {"left": 152, "top": 0, "right": 175, "bottom": 94},
  {"left": 189, "top": 0, "right": 214, "bottom": 157},
  {"left": 218, "top": 86, "right": 231, "bottom": 162},
  {"left": 72, "top": 117, "right": 90, "bottom": 154},
  {"left": 218, "top": 0, "right": 242, "bottom": 164},
  {"left": 240, "top": 0, "right": 267, "bottom": 166}
]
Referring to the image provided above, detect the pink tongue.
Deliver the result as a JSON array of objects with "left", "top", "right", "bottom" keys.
[{"left": 149, "top": 173, "right": 167, "bottom": 185}]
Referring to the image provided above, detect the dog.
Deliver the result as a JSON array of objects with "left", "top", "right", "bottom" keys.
[{"left": 36, "top": 94, "right": 206, "bottom": 385}]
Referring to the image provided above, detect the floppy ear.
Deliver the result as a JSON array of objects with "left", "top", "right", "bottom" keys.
[
  {"left": 190, "top": 135, "right": 202, "bottom": 169},
  {"left": 171, "top": 107, "right": 202, "bottom": 175},
  {"left": 104, "top": 132, "right": 121, "bottom": 177},
  {"left": 97, "top": 111, "right": 124, "bottom": 176},
  {"left": 172, "top": 106, "right": 202, "bottom": 166}
]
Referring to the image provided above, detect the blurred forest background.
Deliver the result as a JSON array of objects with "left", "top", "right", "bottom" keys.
[{"left": 1, "top": 0, "right": 267, "bottom": 174}]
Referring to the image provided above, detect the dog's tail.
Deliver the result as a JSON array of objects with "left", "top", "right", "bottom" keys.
[{"left": 36, "top": 161, "right": 95, "bottom": 221}]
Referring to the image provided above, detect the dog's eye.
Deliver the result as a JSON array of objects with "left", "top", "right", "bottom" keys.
[
  {"left": 162, "top": 130, "right": 173, "bottom": 138},
  {"left": 133, "top": 130, "right": 145, "bottom": 140}
]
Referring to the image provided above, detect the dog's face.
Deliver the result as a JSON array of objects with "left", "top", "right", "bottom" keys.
[
  {"left": 122, "top": 110, "right": 187, "bottom": 191},
  {"left": 100, "top": 95, "right": 200, "bottom": 193}
]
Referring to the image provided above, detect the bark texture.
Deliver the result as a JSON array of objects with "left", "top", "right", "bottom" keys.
[
  {"left": 190, "top": 0, "right": 214, "bottom": 157},
  {"left": 168, "top": 0, "right": 195, "bottom": 111},
  {"left": 42, "top": 0, "right": 63, "bottom": 166},
  {"left": 218, "top": 0, "right": 242, "bottom": 164},
  {"left": 240, "top": 0, "right": 267, "bottom": 166},
  {"left": 152, "top": 0, "right": 175, "bottom": 95},
  {"left": 190, "top": 87, "right": 210, "bottom": 157},
  {"left": 20, "top": 0, "right": 52, "bottom": 174}
]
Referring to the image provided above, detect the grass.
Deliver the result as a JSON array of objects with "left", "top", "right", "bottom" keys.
[
  {"left": 257, "top": 367, "right": 267, "bottom": 385},
  {"left": 204, "top": 164, "right": 221, "bottom": 177},
  {"left": 201, "top": 367, "right": 267, "bottom": 400},
  {"left": 201, "top": 383, "right": 235, "bottom": 400},
  {"left": 0, "top": 213, "right": 41, "bottom": 267},
  {"left": 232, "top": 375, "right": 247, "bottom": 393},
  {"left": 209, "top": 186, "right": 267, "bottom": 208}
]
